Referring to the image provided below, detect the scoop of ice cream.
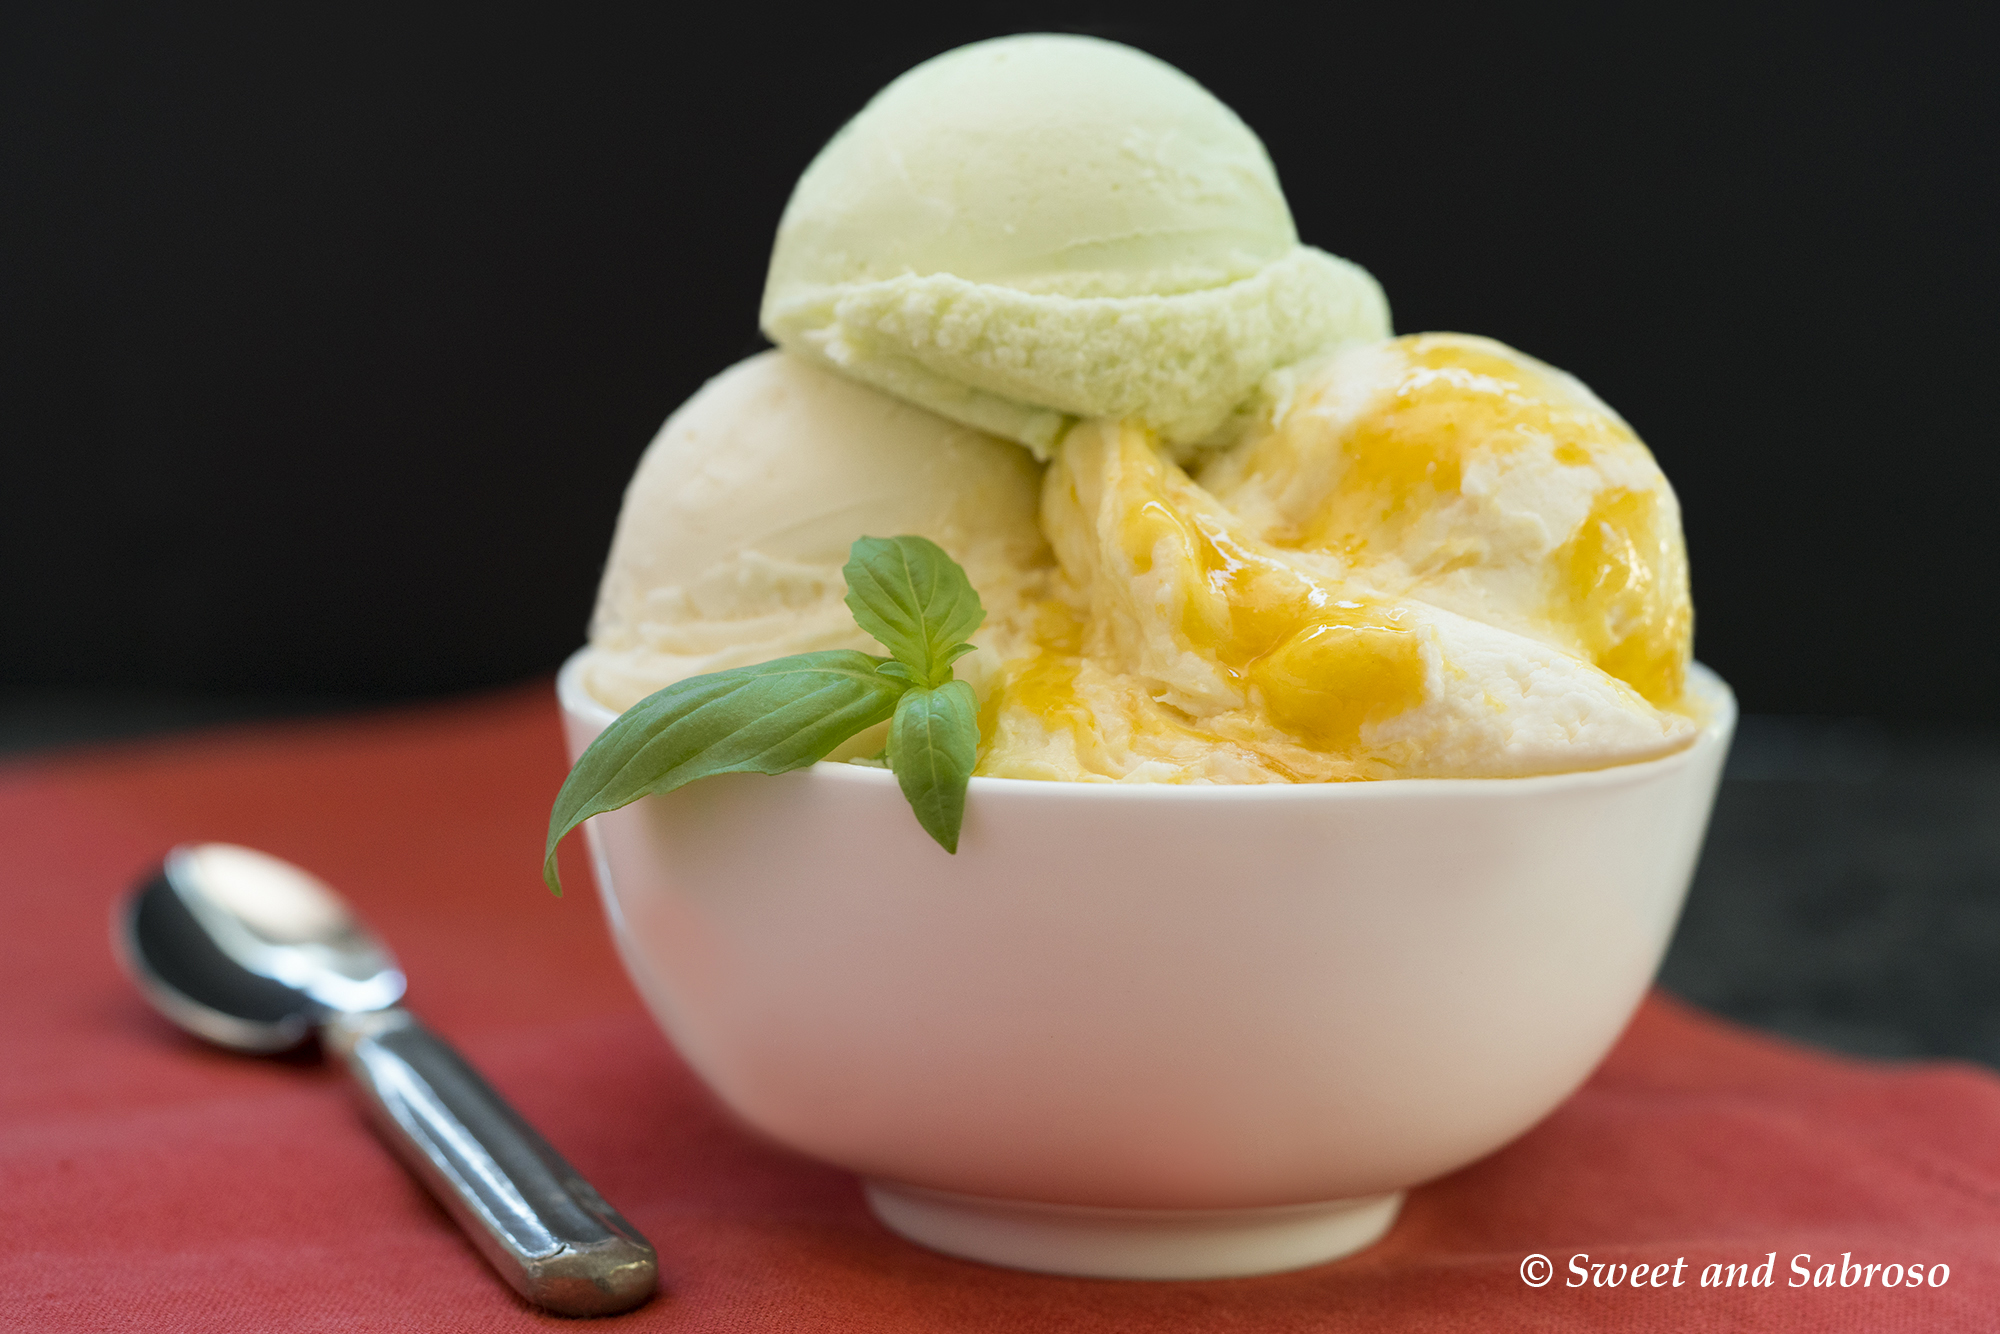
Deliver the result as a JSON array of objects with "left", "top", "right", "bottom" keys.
[
  {"left": 760, "top": 34, "right": 1389, "bottom": 459},
  {"left": 1201, "top": 333, "right": 1692, "bottom": 706},
  {"left": 582, "top": 350, "right": 1049, "bottom": 713},
  {"left": 976, "top": 335, "right": 1697, "bottom": 782}
]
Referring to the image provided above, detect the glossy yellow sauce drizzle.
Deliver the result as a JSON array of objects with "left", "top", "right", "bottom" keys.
[
  {"left": 978, "top": 598, "right": 1085, "bottom": 755},
  {"left": 1006, "top": 426, "right": 1427, "bottom": 763},
  {"left": 1248, "top": 605, "right": 1426, "bottom": 751},
  {"left": 1238, "top": 334, "right": 1686, "bottom": 708},
  {"left": 1555, "top": 487, "right": 1690, "bottom": 705},
  {"left": 992, "top": 651, "right": 1083, "bottom": 728},
  {"left": 1289, "top": 335, "right": 1635, "bottom": 557}
]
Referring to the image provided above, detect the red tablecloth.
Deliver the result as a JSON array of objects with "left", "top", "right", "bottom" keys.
[{"left": 2, "top": 685, "right": 1995, "bottom": 1332}]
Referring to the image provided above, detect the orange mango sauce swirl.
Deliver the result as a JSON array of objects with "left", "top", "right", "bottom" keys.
[
  {"left": 977, "top": 421, "right": 1428, "bottom": 782},
  {"left": 1556, "top": 486, "right": 1690, "bottom": 707},
  {"left": 973, "top": 333, "right": 1696, "bottom": 783},
  {"left": 1115, "top": 442, "right": 1426, "bottom": 753},
  {"left": 1215, "top": 334, "right": 1691, "bottom": 710},
  {"left": 1289, "top": 336, "right": 1635, "bottom": 556}
]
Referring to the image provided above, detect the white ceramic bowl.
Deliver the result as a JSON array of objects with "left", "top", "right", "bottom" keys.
[{"left": 558, "top": 651, "right": 1734, "bottom": 1278}]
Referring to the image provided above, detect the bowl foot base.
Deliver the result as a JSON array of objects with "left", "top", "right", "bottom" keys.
[{"left": 863, "top": 1180, "right": 1402, "bottom": 1279}]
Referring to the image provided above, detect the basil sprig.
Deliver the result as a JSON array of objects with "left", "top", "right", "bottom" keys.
[{"left": 544, "top": 536, "right": 986, "bottom": 893}]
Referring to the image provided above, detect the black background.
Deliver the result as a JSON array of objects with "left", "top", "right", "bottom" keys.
[{"left": 7, "top": 4, "right": 1998, "bottom": 715}]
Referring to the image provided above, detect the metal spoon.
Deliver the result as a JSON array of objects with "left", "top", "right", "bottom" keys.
[{"left": 114, "top": 842, "right": 657, "bottom": 1317}]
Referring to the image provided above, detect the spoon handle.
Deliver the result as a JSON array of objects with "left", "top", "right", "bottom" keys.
[{"left": 324, "top": 1008, "right": 657, "bottom": 1316}]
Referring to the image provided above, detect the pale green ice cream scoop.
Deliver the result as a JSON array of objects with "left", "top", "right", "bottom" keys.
[{"left": 759, "top": 34, "right": 1390, "bottom": 459}]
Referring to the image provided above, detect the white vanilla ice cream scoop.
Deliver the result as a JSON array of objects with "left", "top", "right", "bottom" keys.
[
  {"left": 761, "top": 33, "right": 1388, "bottom": 459},
  {"left": 582, "top": 351, "right": 1048, "bottom": 713}
]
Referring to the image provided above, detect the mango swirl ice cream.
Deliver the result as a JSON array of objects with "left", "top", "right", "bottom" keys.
[{"left": 580, "top": 33, "right": 1698, "bottom": 784}]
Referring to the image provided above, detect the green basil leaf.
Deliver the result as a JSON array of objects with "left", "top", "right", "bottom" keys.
[
  {"left": 886, "top": 679, "right": 980, "bottom": 854},
  {"left": 544, "top": 650, "right": 905, "bottom": 894},
  {"left": 843, "top": 536, "right": 985, "bottom": 688}
]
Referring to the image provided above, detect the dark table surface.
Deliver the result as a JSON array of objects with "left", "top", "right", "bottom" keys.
[
  {"left": 5, "top": 687, "right": 1994, "bottom": 1071},
  {"left": 1659, "top": 715, "right": 2000, "bottom": 1067}
]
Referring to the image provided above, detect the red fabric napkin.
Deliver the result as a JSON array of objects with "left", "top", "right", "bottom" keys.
[{"left": 2, "top": 685, "right": 1995, "bottom": 1332}]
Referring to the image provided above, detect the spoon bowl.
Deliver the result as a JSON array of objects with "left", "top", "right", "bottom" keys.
[{"left": 120, "top": 844, "right": 404, "bottom": 1052}]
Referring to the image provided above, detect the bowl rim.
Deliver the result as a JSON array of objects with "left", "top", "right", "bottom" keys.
[{"left": 557, "top": 648, "right": 1734, "bottom": 803}]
